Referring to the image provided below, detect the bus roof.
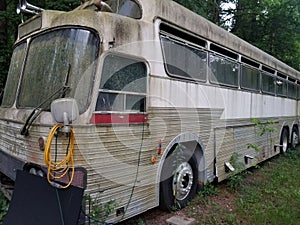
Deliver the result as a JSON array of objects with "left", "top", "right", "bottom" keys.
[
  {"left": 18, "top": 0, "right": 300, "bottom": 79},
  {"left": 140, "top": 0, "right": 300, "bottom": 79}
]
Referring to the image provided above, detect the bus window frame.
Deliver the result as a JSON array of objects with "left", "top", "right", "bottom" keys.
[
  {"left": 261, "top": 71, "right": 276, "bottom": 96},
  {"left": 208, "top": 52, "right": 239, "bottom": 88},
  {"left": 94, "top": 53, "right": 149, "bottom": 114},
  {"left": 160, "top": 34, "right": 208, "bottom": 83},
  {"left": 1, "top": 41, "right": 28, "bottom": 108},
  {"left": 240, "top": 64, "right": 261, "bottom": 92},
  {"left": 275, "top": 77, "right": 288, "bottom": 97},
  {"left": 287, "top": 81, "right": 298, "bottom": 99},
  {"left": 15, "top": 26, "right": 100, "bottom": 114}
]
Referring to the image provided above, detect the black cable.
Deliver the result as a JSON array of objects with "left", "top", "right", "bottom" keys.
[
  {"left": 81, "top": 120, "right": 146, "bottom": 225},
  {"left": 119, "top": 119, "right": 146, "bottom": 222},
  {"left": 83, "top": 120, "right": 146, "bottom": 225}
]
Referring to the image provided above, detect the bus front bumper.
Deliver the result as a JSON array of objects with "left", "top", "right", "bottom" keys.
[{"left": 0, "top": 149, "right": 25, "bottom": 181}]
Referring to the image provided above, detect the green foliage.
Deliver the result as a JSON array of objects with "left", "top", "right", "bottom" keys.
[
  {"left": 226, "top": 152, "right": 246, "bottom": 190},
  {"left": 0, "top": 192, "right": 8, "bottom": 223},
  {"left": 198, "top": 182, "right": 219, "bottom": 197},
  {"left": 173, "top": 0, "right": 223, "bottom": 24},
  {"left": 231, "top": 0, "right": 300, "bottom": 70},
  {"left": 246, "top": 119, "right": 275, "bottom": 156},
  {"left": 247, "top": 143, "right": 260, "bottom": 153},
  {"left": 182, "top": 146, "right": 300, "bottom": 225},
  {"left": 235, "top": 147, "right": 300, "bottom": 224},
  {"left": 251, "top": 118, "right": 275, "bottom": 137},
  {"left": 0, "top": 0, "right": 80, "bottom": 90},
  {"left": 175, "top": 0, "right": 300, "bottom": 71},
  {"left": 137, "top": 218, "right": 146, "bottom": 225},
  {"left": 84, "top": 194, "right": 117, "bottom": 224}
]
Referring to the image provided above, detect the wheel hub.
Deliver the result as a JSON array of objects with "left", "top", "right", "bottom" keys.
[{"left": 172, "top": 162, "right": 193, "bottom": 201}]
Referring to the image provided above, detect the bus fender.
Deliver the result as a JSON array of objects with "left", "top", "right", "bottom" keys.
[{"left": 157, "top": 132, "right": 207, "bottom": 190}]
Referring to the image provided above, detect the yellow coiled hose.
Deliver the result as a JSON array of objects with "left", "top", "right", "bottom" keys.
[{"left": 44, "top": 124, "right": 75, "bottom": 189}]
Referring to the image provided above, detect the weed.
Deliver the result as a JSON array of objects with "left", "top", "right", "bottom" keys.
[
  {"left": 0, "top": 192, "right": 8, "bottom": 223},
  {"left": 246, "top": 143, "right": 260, "bottom": 153},
  {"left": 251, "top": 118, "right": 275, "bottom": 136},
  {"left": 84, "top": 194, "right": 117, "bottom": 224},
  {"left": 137, "top": 218, "right": 146, "bottom": 225},
  {"left": 225, "top": 214, "right": 238, "bottom": 225},
  {"left": 226, "top": 152, "right": 246, "bottom": 190},
  {"left": 198, "top": 182, "right": 219, "bottom": 197}
]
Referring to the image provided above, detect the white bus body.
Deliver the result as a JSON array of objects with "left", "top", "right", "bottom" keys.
[{"left": 0, "top": 0, "right": 299, "bottom": 223}]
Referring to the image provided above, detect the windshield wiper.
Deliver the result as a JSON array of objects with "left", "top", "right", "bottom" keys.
[
  {"left": 20, "top": 85, "right": 70, "bottom": 136},
  {"left": 20, "top": 65, "right": 71, "bottom": 136}
]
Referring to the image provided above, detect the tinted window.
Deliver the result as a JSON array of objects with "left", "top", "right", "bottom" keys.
[
  {"left": 261, "top": 72, "right": 275, "bottom": 94},
  {"left": 209, "top": 54, "right": 239, "bottom": 87},
  {"left": 161, "top": 36, "right": 207, "bottom": 81},
  {"left": 2, "top": 43, "right": 27, "bottom": 107},
  {"left": 241, "top": 66, "right": 260, "bottom": 90},
  {"left": 96, "top": 55, "right": 147, "bottom": 112},
  {"left": 288, "top": 82, "right": 297, "bottom": 99},
  {"left": 276, "top": 79, "right": 287, "bottom": 97}
]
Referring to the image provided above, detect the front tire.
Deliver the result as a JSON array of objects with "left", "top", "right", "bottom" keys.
[{"left": 159, "top": 150, "right": 198, "bottom": 211}]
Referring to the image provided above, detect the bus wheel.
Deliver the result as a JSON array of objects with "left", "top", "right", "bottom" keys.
[
  {"left": 159, "top": 152, "right": 198, "bottom": 211},
  {"left": 291, "top": 126, "right": 299, "bottom": 149},
  {"left": 280, "top": 128, "right": 289, "bottom": 153}
]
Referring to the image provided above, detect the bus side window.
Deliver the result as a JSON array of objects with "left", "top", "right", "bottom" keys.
[
  {"left": 160, "top": 36, "right": 207, "bottom": 82},
  {"left": 287, "top": 82, "right": 297, "bottom": 99},
  {"left": 96, "top": 54, "right": 147, "bottom": 112},
  {"left": 276, "top": 79, "right": 287, "bottom": 97},
  {"left": 209, "top": 54, "right": 239, "bottom": 87},
  {"left": 261, "top": 72, "right": 275, "bottom": 94},
  {"left": 241, "top": 65, "right": 260, "bottom": 91}
]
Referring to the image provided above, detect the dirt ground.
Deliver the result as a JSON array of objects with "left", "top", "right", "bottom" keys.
[{"left": 119, "top": 182, "right": 236, "bottom": 225}]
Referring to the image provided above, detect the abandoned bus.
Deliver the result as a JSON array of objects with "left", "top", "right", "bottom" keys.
[{"left": 1, "top": 0, "right": 300, "bottom": 223}]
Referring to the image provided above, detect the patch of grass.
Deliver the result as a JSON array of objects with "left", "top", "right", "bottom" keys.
[
  {"left": 185, "top": 147, "right": 300, "bottom": 225},
  {"left": 235, "top": 149, "right": 300, "bottom": 225},
  {"left": 198, "top": 182, "right": 219, "bottom": 197}
]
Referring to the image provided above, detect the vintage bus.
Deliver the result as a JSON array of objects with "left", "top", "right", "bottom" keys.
[{"left": 1, "top": 0, "right": 300, "bottom": 223}]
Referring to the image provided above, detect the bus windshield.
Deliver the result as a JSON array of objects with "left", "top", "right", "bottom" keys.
[
  {"left": 15, "top": 28, "right": 99, "bottom": 113},
  {"left": 1, "top": 43, "right": 27, "bottom": 107}
]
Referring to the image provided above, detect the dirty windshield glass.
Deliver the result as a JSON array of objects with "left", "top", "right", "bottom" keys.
[
  {"left": 18, "top": 28, "right": 99, "bottom": 113},
  {"left": 2, "top": 43, "right": 27, "bottom": 107}
]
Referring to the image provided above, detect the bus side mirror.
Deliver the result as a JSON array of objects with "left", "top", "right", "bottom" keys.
[{"left": 51, "top": 98, "right": 79, "bottom": 131}]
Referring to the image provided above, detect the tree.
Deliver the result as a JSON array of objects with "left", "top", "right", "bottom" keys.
[
  {"left": 0, "top": 0, "right": 8, "bottom": 89},
  {"left": 173, "top": 0, "right": 223, "bottom": 25},
  {"left": 0, "top": 0, "right": 80, "bottom": 90},
  {"left": 230, "top": 0, "right": 300, "bottom": 70}
]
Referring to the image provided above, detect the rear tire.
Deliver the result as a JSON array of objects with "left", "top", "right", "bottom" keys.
[
  {"left": 280, "top": 128, "right": 289, "bottom": 153},
  {"left": 159, "top": 149, "right": 198, "bottom": 211},
  {"left": 291, "top": 126, "right": 299, "bottom": 150}
]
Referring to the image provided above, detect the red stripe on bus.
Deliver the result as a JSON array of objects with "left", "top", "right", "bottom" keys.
[{"left": 90, "top": 113, "right": 148, "bottom": 124}]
